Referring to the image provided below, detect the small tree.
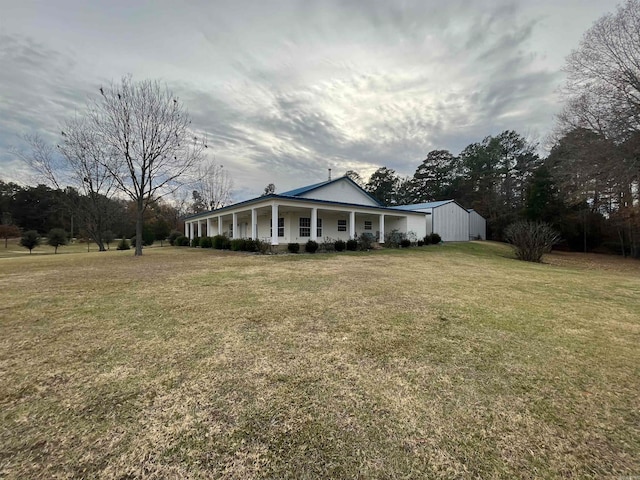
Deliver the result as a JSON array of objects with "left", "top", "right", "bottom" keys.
[
  {"left": 20, "top": 230, "right": 40, "bottom": 254},
  {"left": 0, "top": 224, "right": 21, "bottom": 248},
  {"left": 504, "top": 221, "right": 560, "bottom": 263},
  {"left": 47, "top": 228, "right": 68, "bottom": 254}
]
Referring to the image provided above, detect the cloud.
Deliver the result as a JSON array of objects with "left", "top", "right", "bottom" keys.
[{"left": 0, "top": 0, "right": 620, "bottom": 200}]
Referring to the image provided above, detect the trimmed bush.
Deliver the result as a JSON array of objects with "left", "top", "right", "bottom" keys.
[
  {"left": 116, "top": 238, "right": 130, "bottom": 250},
  {"left": 430, "top": 233, "right": 442, "bottom": 244},
  {"left": 287, "top": 242, "right": 300, "bottom": 253},
  {"left": 305, "top": 240, "right": 319, "bottom": 253},
  {"left": 346, "top": 239, "right": 358, "bottom": 251},
  {"left": 230, "top": 239, "right": 246, "bottom": 251},
  {"left": 334, "top": 239, "right": 345, "bottom": 252},
  {"left": 417, "top": 240, "right": 424, "bottom": 246},
  {"left": 199, "top": 236, "right": 213, "bottom": 248},
  {"left": 168, "top": 230, "right": 182, "bottom": 246},
  {"left": 400, "top": 238, "right": 411, "bottom": 248},
  {"left": 175, "top": 235, "right": 190, "bottom": 246},
  {"left": 212, "top": 235, "right": 230, "bottom": 250}
]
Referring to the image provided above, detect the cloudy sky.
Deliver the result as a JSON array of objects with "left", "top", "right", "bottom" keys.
[{"left": 0, "top": 0, "right": 620, "bottom": 200}]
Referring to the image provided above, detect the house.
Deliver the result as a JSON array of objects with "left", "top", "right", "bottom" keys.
[
  {"left": 390, "top": 200, "right": 471, "bottom": 242},
  {"left": 183, "top": 176, "right": 430, "bottom": 245},
  {"left": 468, "top": 209, "right": 487, "bottom": 240}
]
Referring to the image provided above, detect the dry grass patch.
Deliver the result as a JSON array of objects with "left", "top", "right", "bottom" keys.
[{"left": 1, "top": 243, "right": 639, "bottom": 478}]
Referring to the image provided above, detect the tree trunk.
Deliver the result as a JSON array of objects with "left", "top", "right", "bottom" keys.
[{"left": 135, "top": 204, "right": 144, "bottom": 256}]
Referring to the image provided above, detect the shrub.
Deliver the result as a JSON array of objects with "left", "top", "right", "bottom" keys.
[
  {"left": 400, "top": 238, "right": 411, "bottom": 248},
  {"left": 384, "top": 229, "right": 405, "bottom": 248},
  {"left": 168, "top": 230, "right": 182, "bottom": 246},
  {"left": 305, "top": 240, "right": 319, "bottom": 253},
  {"left": 357, "top": 233, "right": 374, "bottom": 251},
  {"left": 243, "top": 239, "right": 258, "bottom": 252},
  {"left": 346, "top": 239, "right": 358, "bottom": 251},
  {"left": 212, "top": 235, "right": 230, "bottom": 250},
  {"left": 199, "top": 236, "right": 213, "bottom": 248},
  {"left": 320, "top": 236, "right": 335, "bottom": 253},
  {"left": 47, "top": 228, "right": 68, "bottom": 254},
  {"left": 417, "top": 240, "right": 424, "bottom": 247},
  {"left": 190, "top": 236, "right": 200, "bottom": 248},
  {"left": 20, "top": 230, "right": 40, "bottom": 254},
  {"left": 430, "top": 233, "right": 442, "bottom": 244},
  {"left": 504, "top": 220, "right": 559, "bottom": 263},
  {"left": 287, "top": 242, "right": 300, "bottom": 253},
  {"left": 230, "top": 239, "right": 246, "bottom": 251},
  {"left": 256, "top": 239, "right": 270, "bottom": 254},
  {"left": 334, "top": 239, "right": 345, "bottom": 252},
  {"left": 175, "top": 235, "right": 190, "bottom": 246},
  {"left": 116, "top": 238, "right": 131, "bottom": 250}
]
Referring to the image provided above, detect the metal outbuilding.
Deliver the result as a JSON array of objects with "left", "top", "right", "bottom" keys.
[
  {"left": 468, "top": 209, "right": 487, "bottom": 240},
  {"left": 392, "top": 200, "right": 470, "bottom": 242}
]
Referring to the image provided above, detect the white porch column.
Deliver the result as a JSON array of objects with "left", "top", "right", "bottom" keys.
[
  {"left": 310, "top": 207, "right": 318, "bottom": 241},
  {"left": 349, "top": 211, "right": 356, "bottom": 239},
  {"left": 251, "top": 208, "right": 257, "bottom": 240},
  {"left": 184, "top": 221, "right": 189, "bottom": 238},
  {"left": 379, "top": 214, "right": 385, "bottom": 244},
  {"left": 271, "top": 203, "right": 279, "bottom": 245},
  {"left": 197, "top": 221, "right": 202, "bottom": 238},
  {"left": 218, "top": 216, "right": 223, "bottom": 235},
  {"left": 206, "top": 218, "right": 212, "bottom": 237},
  {"left": 231, "top": 212, "right": 237, "bottom": 239}
]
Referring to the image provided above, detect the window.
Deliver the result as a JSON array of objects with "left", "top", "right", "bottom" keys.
[
  {"left": 317, "top": 218, "right": 322, "bottom": 237},
  {"left": 229, "top": 223, "right": 233, "bottom": 236},
  {"left": 270, "top": 218, "right": 284, "bottom": 237},
  {"left": 299, "top": 217, "right": 311, "bottom": 237},
  {"left": 338, "top": 219, "right": 347, "bottom": 232},
  {"left": 364, "top": 220, "right": 372, "bottom": 230}
]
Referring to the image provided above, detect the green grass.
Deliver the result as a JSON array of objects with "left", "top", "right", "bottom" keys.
[{"left": 1, "top": 242, "right": 639, "bottom": 478}]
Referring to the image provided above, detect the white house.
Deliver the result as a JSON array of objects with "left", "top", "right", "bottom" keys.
[
  {"left": 468, "top": 209, "right": 487, "bottom": 240},
  {"left": 391, "top": 200, "right": 472, "bottom": 242},
  {"left": 183, "top": 176, "right": 430, "bottom": 245}
]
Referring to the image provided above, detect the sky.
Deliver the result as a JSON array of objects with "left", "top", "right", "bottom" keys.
[{"left": 0, "top": 0, "right": 622, "bottom": 201}]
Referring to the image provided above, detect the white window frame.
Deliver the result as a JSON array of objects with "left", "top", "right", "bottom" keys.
[{"left": 299, "top": 217, "right": 311, "bottom": 237}]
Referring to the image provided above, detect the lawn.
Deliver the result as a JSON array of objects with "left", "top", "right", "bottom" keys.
[{"left": 1, "top": 242, "right": 639, "bottom": 479}]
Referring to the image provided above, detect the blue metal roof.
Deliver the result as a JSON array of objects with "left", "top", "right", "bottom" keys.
[
  {"left": 390, "top": 200, "right": 454, "bottom": 211},
  {"left": 279, "top": 180, "right": 332, "bottom": 197}
]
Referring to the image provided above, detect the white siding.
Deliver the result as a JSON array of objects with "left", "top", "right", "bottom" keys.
[
  {"left": 468, "top": 210, "right": 486, "bottom": 240},
  {"left": 433, "top": 202, "right": 469, "bottom": 242},
  {"left": 406, "top": 214, "right": 428, "bottom": 241},
  {"left": 298, "top": 178, "right": 379, "bottom": 206}
]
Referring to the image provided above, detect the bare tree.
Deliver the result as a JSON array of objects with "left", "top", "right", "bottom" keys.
[
  {"left": 559, "top": 0, "right": 640, "bottom": 141},
  {"left": 191, "top": 159, "right": 233, "bottom": 211},
  {"left": 16, "top": 129, "right": 117, "bottom": 251},
  {"left": 91, "top": 76, "right": 205, "bottom": 255}
]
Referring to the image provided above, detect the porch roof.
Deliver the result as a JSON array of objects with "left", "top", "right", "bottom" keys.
[{"left": 183, "top": 194, "right": 428, "bottom": 221}]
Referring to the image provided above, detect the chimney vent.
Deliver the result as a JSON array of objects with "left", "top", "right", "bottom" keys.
[{"left": 328, "top": 168, "right": 332, "bottom": 181}]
